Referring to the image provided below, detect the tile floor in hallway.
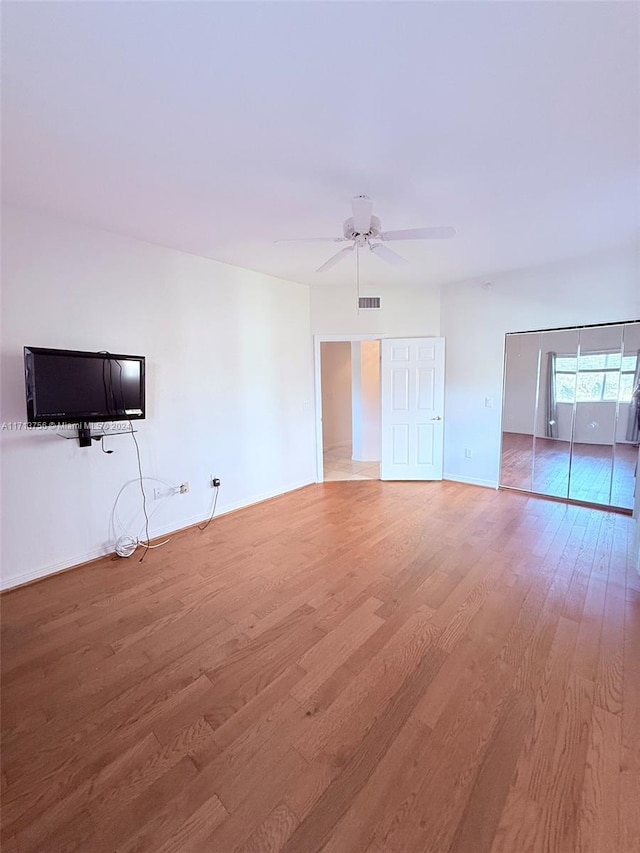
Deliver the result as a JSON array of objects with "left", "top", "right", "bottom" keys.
[{"left": 323, "top": 445, "right": 380, "bottom": 480}]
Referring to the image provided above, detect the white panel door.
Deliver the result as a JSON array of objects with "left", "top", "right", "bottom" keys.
[{"left": 380, "top": 337, "right": 445, "bottom": 480}]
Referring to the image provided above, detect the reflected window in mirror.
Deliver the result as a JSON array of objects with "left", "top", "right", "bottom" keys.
[{"left": 553, "top": 352, "right": 638, "bottom": 404}]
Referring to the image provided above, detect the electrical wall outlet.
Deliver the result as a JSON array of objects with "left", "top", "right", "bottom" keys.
[
  {"left": 153, "top": 484, "right": 189, "bottom": 499},
  {"left": 211, "top": 475, "right": 221, "bottom": 488},
  {"left": 154, "top": 485, "right": 179, "bottom": 499}
]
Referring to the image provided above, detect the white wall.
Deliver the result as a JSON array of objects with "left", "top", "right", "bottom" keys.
[
  {"left": 441, "top": 244, "right": 640, "bottom": 487},
  {"left": 351, "top": 340, "right": 380, "bottom": 462},
  {"left": 320, "top": 341, "right": 352, "bottom": 451},
  {"left": 0, "top": 207, "right": 315, "bottom": 589},
  {"left": 311, "top": 280, "right": 440, "bottom": 337}
]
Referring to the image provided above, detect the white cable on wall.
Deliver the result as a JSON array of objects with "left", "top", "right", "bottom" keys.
[{"left": 111, "top": 477, "right": 175, "bottom": 558}]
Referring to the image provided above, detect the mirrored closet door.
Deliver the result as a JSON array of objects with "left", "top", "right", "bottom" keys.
[{"left": 500, "top": 321, "right": 640, "bottom": 510}]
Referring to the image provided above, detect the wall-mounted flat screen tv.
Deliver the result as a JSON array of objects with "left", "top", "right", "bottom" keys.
[{"left": 24, "top": 347, "right": 146, "bottom": 425}]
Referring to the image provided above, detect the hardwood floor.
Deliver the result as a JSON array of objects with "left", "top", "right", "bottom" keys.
[{"left": 1, "top": 481, "right": 639, "bottom": 852}]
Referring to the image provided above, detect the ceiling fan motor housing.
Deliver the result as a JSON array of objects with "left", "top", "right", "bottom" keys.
[{"left": 343, "top": 215, "right": 381, "bottom": 242}]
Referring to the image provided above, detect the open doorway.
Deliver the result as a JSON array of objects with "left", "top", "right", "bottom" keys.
[{"left": 318, "top": 339, "right": 381, "bottom": 481}]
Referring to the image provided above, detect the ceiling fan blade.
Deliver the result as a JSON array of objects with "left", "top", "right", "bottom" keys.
[
  {"left": 380, "top": 226, "right": 456, "bottom": 241},
  {"left": 274, "top": 236, "right": 344, "bottom": 244},
  {"left": 316, "top": 245, "right": 354, "bottom": 273},
  {"left": 369, "top": 243, "right": 407, "bottom": 266},
  {"left": 351, "top": 195, "right": 373, "bottom": 234}
]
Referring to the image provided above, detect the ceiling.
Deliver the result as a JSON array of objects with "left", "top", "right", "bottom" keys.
[{"left": 2, "top": 1, "right": 639, "bottom": 288}]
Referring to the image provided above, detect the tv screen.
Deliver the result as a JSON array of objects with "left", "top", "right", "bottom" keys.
[{"left": 24, "top": 347, "right": 146, "bottom": 425}]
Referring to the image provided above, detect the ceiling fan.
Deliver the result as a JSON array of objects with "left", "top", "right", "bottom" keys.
[{"left": 275, "top": 195, "right": 455, "bottom": 272}]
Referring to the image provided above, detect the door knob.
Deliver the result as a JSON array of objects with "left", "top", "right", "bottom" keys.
[{"left": 431, "top": 415, "right": 442, "bottom": 421}]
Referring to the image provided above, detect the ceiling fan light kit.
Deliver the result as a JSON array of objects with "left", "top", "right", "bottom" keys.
[{"left": 276, "top": 195, "right": 456, "bottom": 273}]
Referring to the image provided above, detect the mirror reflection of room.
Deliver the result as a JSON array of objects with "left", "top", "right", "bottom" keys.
[
  {"left": 501, "top": 321, "right": 640, "bottom": 510},
  {"left": 533, "top": 328, "right": 580, "bottom": 500},
  {"left": 614, "top": 322, "right": 640, "bottom": 507},
  {"left": 500, "top": 332, "right": 540, "bottom": 493}
]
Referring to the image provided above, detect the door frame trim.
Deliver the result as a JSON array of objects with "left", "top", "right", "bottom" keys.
[{"left": 313, "top": 334, "right": 383, "bottom": 483}]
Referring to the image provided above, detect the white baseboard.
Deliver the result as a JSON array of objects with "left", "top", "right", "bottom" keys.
[
  {"left": 443, "top": 473, "right": 499, "bottom": 490},
  {"left": 0, "top": 477, "right": 315, "bottom": 592},
  {"left": 0, "top": 544, "right": 114, "bottom": 592},
  {"left": 205, "top": 478, "right": 315, "bottom": 523}
]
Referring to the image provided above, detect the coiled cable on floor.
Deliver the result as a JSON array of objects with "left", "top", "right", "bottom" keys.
[
  {"left": 115, "top": 535, "right": 138, "bottom": 558},
  {"left": 115, "top": 532, "right": 172, "bottom": 558}
]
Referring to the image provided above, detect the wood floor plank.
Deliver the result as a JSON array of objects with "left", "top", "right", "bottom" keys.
[
  {"left": 594, "top": 578, "right": 625, "bottom": 715},
  {"left": 320, "top": 717, "right": 433, "bottom": 853},
  {"left": 1, "top": 481, "right": 637, "bottom": 852},
  {"left": 234, "top": 802, "right": 299, "bottom": 853},
  {"left": 413, "top": 567, "right": 536, "bottom": 730},
  {"left": 203, "top": 610, "right": 326, "bottom": 730},
  {"left": 3, "top": 670, "right": 215, "bottom": 803},
  {"left": 1, "top": 621, "right": 241, "bottom": 780},
  {"left": 154, "top": 793, "right": 228, "bottom": 853},
  {"left": 290, "top": 597, "right": 384, "bottom": 704},
  {"left": 488, "top": 790, "right": 543, "bottom": 853},
  {"left": 447, "top": 690, "right": 534, "bottom": 853},
  {"left": 12, "top": 732, "right": 162, "bottom": 850},
  {"left": 280, "top": 645, "right": 448, "bottom": 853},
  {"left": 294, "top": 605, "right": 436, "bottom": 763},
  {"left": 87, "top": 755, "right": 200, "bottom": 852},
  {"left": 201, "top": 747, "right": 310, "bottom": 852},
  {"left": 577, "top": 704, "right": 621, "bottom": 853},
  {"left": 203, "top": 698, "right": 310, "bottom": 813},
  {"left": 283, "top": 751, "right": 337, "bottom": 823},
  {"left": 516, "top": 617, "right": 582, "bottom": 803},
  {"left": 209, "top": 664, "right": 306, "bottom": 751},
  {"left": 489, "top": 592, "right": 583, "bottom": 851},
  {"left": 370, "top": 582, "right": 542, "bottom": 852},
  {"left": 530, "top": 674, "right": 594, "bottom": 853},
  {"left": 112, "top": 770, "right": 226, "bottom": 853},
  {"left": 621, "top": 542, "right": 640, "bottom": 853}
]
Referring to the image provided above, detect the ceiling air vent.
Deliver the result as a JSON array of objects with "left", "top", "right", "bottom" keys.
[{"left": 358, "top": 296, "right": 381, "bottom": 310}]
